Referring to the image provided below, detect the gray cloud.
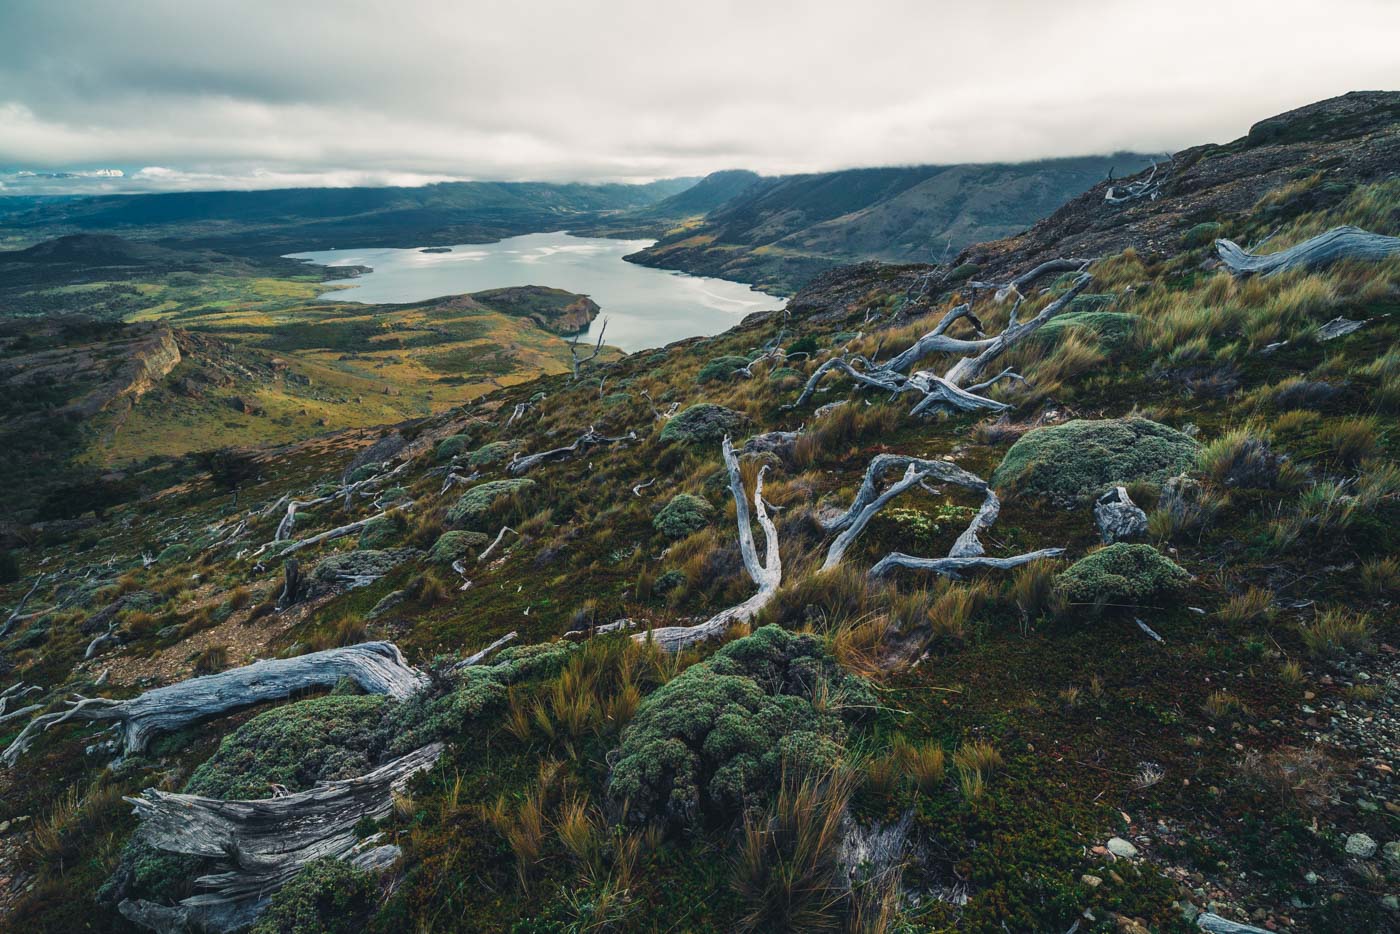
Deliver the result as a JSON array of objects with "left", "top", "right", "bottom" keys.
[{"left": 1, "top": 0, "right": 1396, "bottom": 192}]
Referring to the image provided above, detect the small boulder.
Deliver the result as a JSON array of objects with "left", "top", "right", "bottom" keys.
[
  {"left": 1094, "top": 486, "right": 1148, "bottom": 544},
  {"left": 1106, "top": 837, "right": 1139, "bottom": 859},
  {"left": 1345, "top": 832, "right": 1377, "bottom": 858}
]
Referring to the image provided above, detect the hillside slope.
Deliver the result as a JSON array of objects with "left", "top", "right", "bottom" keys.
[
  {"left": 624, "top": 154, "right": 1157, "bottom": 293},
  {"left": 0, "top": 94, "right": 1398, "bottom": 934}
]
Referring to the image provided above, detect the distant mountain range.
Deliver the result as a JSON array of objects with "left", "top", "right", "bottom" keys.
[
  {"left": 619, "top": 155, "right": 1158, "bottom": 293},
  {"left": 0, "top": 155, "right": 1158, "bottom": 293}
]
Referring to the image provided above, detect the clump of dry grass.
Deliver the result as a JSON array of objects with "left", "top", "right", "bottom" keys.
[
  {"left": 732, "top": 767, "right": 856, "bottom": 932},
  {"left": 1216, "top": 588, "right": 1276, "bottom": 627},
  {"left": 1360, "top": 556, "right": 1400, "bottom": 596},
  {"left": 1007, "top": 558, "right": 1064, "bottom": 625},
  {"left": 952, "top": 740, "right": 1002, "bottom": 800},
  {"left": 1240, "top": 746, "right": 1335, "bottom": 814},
  {"left": 1317, "top": 416, "right": 1383, "bottom": 467},
  {"left": 191, "top": 645, "right": 229, "bottom": 674},
  {"left": 893, "top": 736, "right": 946, "bottom": 792},
  {"left": 1299, "top": 609, "right": 1373, "bottom": 659},
  {"left": 1202, "top": 689, "right": 1246, "bottom": 721}
]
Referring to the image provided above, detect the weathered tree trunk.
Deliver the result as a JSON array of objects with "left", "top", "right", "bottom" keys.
[
  {"left": 821, "top": 455, "right": 989, "bottom": 534},
  {"left": 868, "top": 548, "right": 1065, "bottom": 580},
  {"left": 1, "top": 642, "right": 427, "bottom": 767},
  {"left": 636, "top": 437, "right": 782, "bottom": 652},
  {"left": 1216, "top": 225, "right": 1400, "bottom": 277},
  {"left": 941, "top": 273, "right": 1092, "bottom": 387},
  {"left": 1195, "top": 912, "right": 1271, "bottom": 934},
  {"left": 118, "top": 742, "right": 442, "bottom": 934}
]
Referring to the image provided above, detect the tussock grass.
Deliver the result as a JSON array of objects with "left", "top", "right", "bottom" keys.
[
  {"left": 1299, "top": 609, "right": 1373, "bottom": 659},
  {"left": 1216, "top": 588, "right": 1276, "bottom": 627}
]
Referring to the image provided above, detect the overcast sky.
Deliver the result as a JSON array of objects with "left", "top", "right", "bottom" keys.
[{"left": 1, "top": 0, "right": 1396, "bottom": 194}]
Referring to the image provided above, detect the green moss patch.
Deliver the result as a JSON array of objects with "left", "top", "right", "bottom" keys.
[
  {"left": 659, "top": 404, "right": 747, "bottom": 445},
  {"left": 446, "top": 478, "right": 535, "bottom": 528},
  {"left": 653, "top": 493, "right": 714, "bottom": 538}
]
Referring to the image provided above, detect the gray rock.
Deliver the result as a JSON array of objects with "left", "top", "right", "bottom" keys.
[
  {"left": 1094, "top": 486, "right": 1148, "bottom": 544},
  {"left": 1106, "top": 836, "right": 1139, "bottom": 858},
  {"left": 1345, "top": 832, "right": 1377, "bottom": 858}
]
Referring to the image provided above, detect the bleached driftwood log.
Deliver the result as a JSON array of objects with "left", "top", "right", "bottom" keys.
[
  {"left": 941, "top": 274, "right": 1092, "bottom": 387},
  {"left": 1195, "top": 913, "right": 1271, "bottom": 934},
  {"left": 637, "top": 437, "right": 782, "bottom": 652},
  {"left": 507, "top": 427, "right": 637, "bottom": 476},
  {"left": 822, "top": 464, "right": 937, "bottom": 571},
  {"left": 118, "top": 742, "right": 443, "bottom": 934},
  {"left": 869, "top": 548, "right": 1065, "bottom": 580},
  {"left": 1216, "top": 225, "right": 1400, "bottom": 277},
  {"left": 0, "top": 642, "right": 427, "bottom": 767},
  {"left": 1, "top": 573, "right": 46, "bottom": 637},
  {"left": 452, "top": 631, "right": 518, "bottom": 670},
  {"left": 968, "top": 258, "right": 1093, "bottom": 302}
]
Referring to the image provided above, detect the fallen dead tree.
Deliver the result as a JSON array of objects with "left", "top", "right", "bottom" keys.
[
  {"left": 507, "top": 426, "right": 637, "bottom": 476},
  {"left": 816, "top": 453, "right": 1066, "bottom": 576},
  {"left": 1216, "top": 224, "right": 1400, "bottom": 277},
  {"left": 1104, "top": 157, "right": 1169, "bottom": 205},
  {"left": 118, "top": 741, "right": 443, "bottom": 934},
  {"left": 786, "top": 273, "right": 1093, "bottom": 416},
  {"left": 0, "top": 642, "right": 427, "bottom": 767},
  {"left": 636, "top": 437, "right": 782, "bottom": 652},
  {"left": 967, "top": 257, "right": 1093, "bottom": 302}
]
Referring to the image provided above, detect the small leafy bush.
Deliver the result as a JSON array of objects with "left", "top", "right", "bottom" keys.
[
  {"left": 436, "top": 434, "right": 472, "bottom": 462},
  {"left": 429, "top": 530, "right": 490, "bottom": 564},
  {"left": 467, "top": 441, "right": 516, "bottom": 466}
]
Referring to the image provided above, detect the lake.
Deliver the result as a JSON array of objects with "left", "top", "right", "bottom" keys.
[{"left": 287, "top": 232, "right": 784, "bottom": 352}]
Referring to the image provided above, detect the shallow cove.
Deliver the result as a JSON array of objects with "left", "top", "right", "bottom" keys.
[{"left": 288, "top": 231, "right": 784, "bottom": 352}]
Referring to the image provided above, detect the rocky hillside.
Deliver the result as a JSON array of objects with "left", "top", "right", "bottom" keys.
[
  {"left": 0, "top": 94, "right": 1397, "bottom": 934},
  {"left": 623, "top": 155, "right": 1156, "bottom": 294}
]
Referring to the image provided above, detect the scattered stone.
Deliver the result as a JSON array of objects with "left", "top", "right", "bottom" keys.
[
  {"left": 1094, "top": 486, "right": 1148, "bottom": 543},
  {"left": 1081, "top": 874, "right": 1103, "bottom": 888},
  {"left": 1107, "top": 836, "right": 1139, "bottom": 858},
  {"left": 1345, "top": 833, "right": 1377, "bottom": 858}
]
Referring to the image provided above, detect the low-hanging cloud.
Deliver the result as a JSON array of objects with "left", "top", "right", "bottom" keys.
[{"left": 1, "top": 0, "right": 1396, "bottom": 193}]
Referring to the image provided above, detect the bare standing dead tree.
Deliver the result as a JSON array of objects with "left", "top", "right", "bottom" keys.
[
  {"left": 636, "top": 437, "right": 781, "bottom": 652},
  {"left": 568, "top": 317, "right": 608, "bottom": 380}
]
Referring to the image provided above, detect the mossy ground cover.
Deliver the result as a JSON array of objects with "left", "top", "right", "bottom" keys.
[{"left": 2, "top": 178, "right": 1398, "bottom": 932}]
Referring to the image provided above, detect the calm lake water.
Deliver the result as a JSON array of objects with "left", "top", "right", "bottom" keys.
[{"left": 288, "top": 232, "right": 783, "bottom": 352}]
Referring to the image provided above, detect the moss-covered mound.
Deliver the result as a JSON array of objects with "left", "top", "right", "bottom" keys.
[
  {"left": 428, "top": 530, "right": 490, "bottom": 564},
  {"left": 185, "top": 694, "right": 389, "bottom": 799},
  {"left": 608, "top": 625, "right": 871, "bottom": 824},
  {"left": 653, "top": 493, "right": 714, "bottom": 538},
  {"left": 991, "top": 417, "right": 1198, "bottom": 504},
  {"left": 659, "top": 404, "right": 748, "bottom": 445},
  {"left": 250, "top": 858, "right": 378, "bottom": 934},
  {"left": 1055, "top": 543, "right": 1190, "bottom": 609},
  {"left": 357, "top": 515, "right": 403, "bottom": 550},
  {"left": 1036, "top": 311, "right": 1138, "bottom": 350},
  {"left": 446, "top": 478, "right": 535, "bottom": 527}
]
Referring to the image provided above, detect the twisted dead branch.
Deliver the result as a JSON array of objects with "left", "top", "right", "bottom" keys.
[
  {"left": 507, "top": 427, "right": 637, "bottom": 476},
  {"left": 1216, "top": 225, "right": 1400, "bottom": 277}
]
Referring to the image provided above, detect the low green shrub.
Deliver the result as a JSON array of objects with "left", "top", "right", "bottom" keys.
[
  {"left": 659, "top": 404, "right": 748, "bottom": 445},
  {"left": 467, "top": 441, "right": 516, "bottom": 467},
  {"left": 1055, "top": 543, "right": 1190, "bottom": 610},
  {"left": 653, "top": 493, "right": 714, "bottom": 538},
  {"left": 992, "top": 417, "right": 1199, "bottom": 504},
  {"left": 185, "top": 694, "right": 389, "bottom": 799},
  {"left": 435, "top": 434, "right": 471, "bottom": 462},
  {"left": 428, "top": 530, "right": 490, "bottom": 564},
  {"left": 697, "top": 355, "right": 751, "bottom": 384},
  {"left": 250, "top": 858, "right": 378, "bottom": 934},
  {"left": 447, "top": 479, "right": 535, "bottom": 528},
  {"left": 608, "top": 625, "right": 872, "bottom": 824}
]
